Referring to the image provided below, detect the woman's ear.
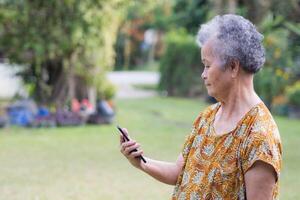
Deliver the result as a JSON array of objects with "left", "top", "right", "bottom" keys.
[{"left": 229, "top": 59, "right": 240, "bottom": 78}]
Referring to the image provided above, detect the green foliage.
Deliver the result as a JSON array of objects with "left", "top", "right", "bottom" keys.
[
  {"left": 171, "top": 0, "right": 209, "bottom": 34},
  {"left": 114, "top": 1, "right": 173, "bottom": 70},
  {"left": 114, "top": 0, "right": 209, "bottom": 70},
  {"left": 287, "top": 81, "right": 300, "bottom": 106},
  {"left": 254, "top": 14, "right": 294, "bottom": 108},
  {"left": 284, "top": 21, "right": 300, "bottom": 65},
  {"left": 284, "top": 22, "right": 300, "bottom": 36},
  {"left": 0, "top": 0, "right": 129, "bottom": 104},
  {"left": 94, "top": 77, "right": 116, "bottom": 100},
  {"left": 158, "top": 29, "right": 203, "bottom": 96},
  {"left": 254, "top": 68, "right": 289, "bottom": 108}
]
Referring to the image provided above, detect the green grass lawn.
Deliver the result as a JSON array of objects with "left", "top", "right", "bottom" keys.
[{"left": 0, "top": 97, "right": 299, "bottom": 200}]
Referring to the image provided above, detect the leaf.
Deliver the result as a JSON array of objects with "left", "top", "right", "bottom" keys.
[{"left": 284, "top": 22, "right": 300, "bottom": 36}]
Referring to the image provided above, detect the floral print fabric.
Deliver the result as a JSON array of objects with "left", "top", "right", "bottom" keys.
[{"left": 172, "top": 102, "right": 282, "bottom": 200}]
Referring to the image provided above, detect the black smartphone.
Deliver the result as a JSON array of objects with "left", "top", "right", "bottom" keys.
[{"left": 117, "top": 125, "right": 147, "bottom": 163}]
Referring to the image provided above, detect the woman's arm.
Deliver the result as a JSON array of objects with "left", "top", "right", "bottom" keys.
[
  {"left": 245, "top": 161, "right": 277, "bottom": 200},
  {"left": 140, "top": 155, "right": 184, "bottom": 185},
  {"left": 120, "top": 128, "right": 184, "bottom": 185}
]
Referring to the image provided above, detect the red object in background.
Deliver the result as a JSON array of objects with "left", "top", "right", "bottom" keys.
[
  {"left": 72, "top": 99, "right": 81, "bottom": 112},
  {"left": 81, "top": 98, "right": 93, "bottom": 110}
]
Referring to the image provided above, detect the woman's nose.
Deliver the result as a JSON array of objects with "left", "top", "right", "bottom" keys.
[{"left": 201, "top": 69, "right": 207, "bottom": 80}]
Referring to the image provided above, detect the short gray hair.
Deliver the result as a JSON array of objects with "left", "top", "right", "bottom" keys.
[{"left": 197, "top": 14, "right": 265, "bottom": 73}]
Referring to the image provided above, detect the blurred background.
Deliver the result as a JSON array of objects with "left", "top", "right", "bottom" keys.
[{"left": 0, "top": 0, "right": 299, "bottom": 199}]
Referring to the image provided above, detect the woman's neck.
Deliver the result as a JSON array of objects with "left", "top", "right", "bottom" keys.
[{"left": 217, "top": 76, "right": 261, "bottom": 120}]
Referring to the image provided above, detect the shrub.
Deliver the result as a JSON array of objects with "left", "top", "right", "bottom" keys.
[
  {"left": 286, "top": 81, "right": 300, "bottom": 107},
  {"left": 158, "top": 29, "right": 203, "bottom": 97},
  {"left": 255, "top": 15, "right": 294, "bottom": 108},
  {"left": 254, "top": 67, "right": 289, "bottom": 109},
  {"left": 97, "top": 80, "right": 116, "bottom": 100},
  {"left": 92, "top": 76, "right": 116, "bottom": 101}
]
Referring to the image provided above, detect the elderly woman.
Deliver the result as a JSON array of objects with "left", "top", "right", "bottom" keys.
[{"left": 120, "top": 14, "right": 282, "bottom": 200}]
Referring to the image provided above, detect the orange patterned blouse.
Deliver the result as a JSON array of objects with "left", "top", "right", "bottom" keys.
[{"left": 172, "top": 102, "right": 282, "bottom": 200}]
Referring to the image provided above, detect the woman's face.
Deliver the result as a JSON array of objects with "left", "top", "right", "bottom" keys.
[{"left": 200, "top": 41, "right": 233, "bottom": 100}]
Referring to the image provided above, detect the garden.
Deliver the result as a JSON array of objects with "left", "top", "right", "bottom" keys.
[{"left": 0, "top": 0, "right": 299, "bottom": 200}]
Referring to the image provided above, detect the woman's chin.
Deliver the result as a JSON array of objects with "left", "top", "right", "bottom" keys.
[
  {"left": 207, "top": 90, "right": 217, "bottom": 100},
  {"left": 207, "top": 90, "right": 213, "bottom": 96}
]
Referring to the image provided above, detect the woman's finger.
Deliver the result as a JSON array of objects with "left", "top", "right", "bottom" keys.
[
  {"left": 121, "top": 140, "right": 136, "bottom": 149},
  {"left": 130, "top": 149, "right": 144, "bottom": 158},
  {"left": 120, "top": 141, "right": 136, "bottom": 154},
  {"left": 124, "top": 143, "right": 140, "bottom": 155}
]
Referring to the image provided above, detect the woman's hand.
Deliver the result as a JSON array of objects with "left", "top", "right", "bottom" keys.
[
  {"left": 118, "top": 128, "right": 183, "bottom": 185},
  {"left": 120, "top": 128, "right": 145, "bottom": 169}
]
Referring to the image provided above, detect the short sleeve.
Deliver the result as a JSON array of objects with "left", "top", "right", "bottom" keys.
[{"left": 241, "top": 124, "right": 282, "bottom": 181}]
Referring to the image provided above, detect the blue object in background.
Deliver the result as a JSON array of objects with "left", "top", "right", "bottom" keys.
[
  {"left": 6, "top": 99, "right": 38, "bottom": 127},
  {"left": 37, "top": 107, "right": 50, "bottom": 117},
  {"left": 97, "top": 100, "right": 114, "bottom": 117},
  {"left": 6, "top": 106, "right": 35, "bottom": 126}
]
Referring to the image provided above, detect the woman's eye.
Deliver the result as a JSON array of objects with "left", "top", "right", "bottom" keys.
[{"left": 205, "top": 65, "right": 210, "bottom": 68}]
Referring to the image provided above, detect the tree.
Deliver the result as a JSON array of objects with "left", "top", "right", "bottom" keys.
[
  {"left": 171, "top": 0, "right": 209, "bottom": 34},
  {"left": 115, "top": 0, "right": 210, "bottom": 69},
  {"left": 0, "top": 0, "right": 129, "bottom": 106}
]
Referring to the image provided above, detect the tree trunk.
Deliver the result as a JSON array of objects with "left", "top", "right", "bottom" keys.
[
  {"left": 228, "top": 0, "right": 237, "bottom": 14},
  {"left": 50, "top": 69, "right": 68, "bottom": 108},
  {"left": 124, "top": 21, "right": 131, "bottom": 70},
  {"left": 32, "top": 54, "right": 91, "bottom": 108},
  {"left": 67, "top": 54, "right": 76, "bottom": 102},
  {"left": 211, "top": 0, "right": 225, "bottom": 15}
]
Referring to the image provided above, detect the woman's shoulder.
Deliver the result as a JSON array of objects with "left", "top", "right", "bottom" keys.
[{"left": 247, "top": 102, "right": 281, "bottom": 141}]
